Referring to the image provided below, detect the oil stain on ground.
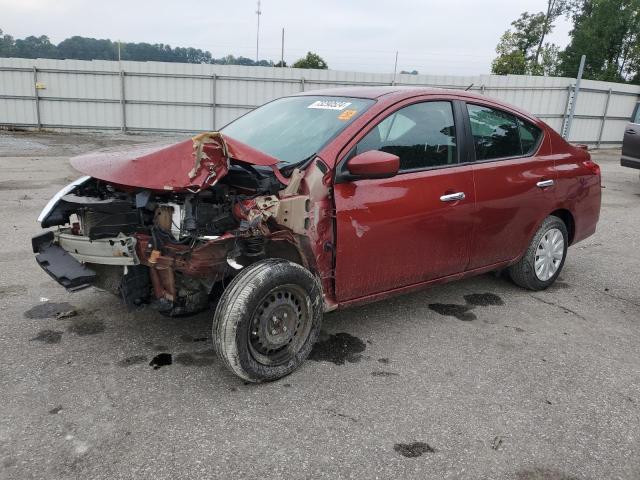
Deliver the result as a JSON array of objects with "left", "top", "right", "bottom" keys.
[
  {"left": 24, "top": 302, "right": 75, "bottom": 319},
  {"left": 149, "top": 353, "right": 172, "bottom": 369},
  {"left": 67, "top": 320, "right": 105, "bottom": 336},
  {"left": 393, "top": 442, "right": 436, "bottom": 458},
  {"left": 308, "top": 332, "right": 366, "bottom": 365},
  {"left": 118, "top": 355, "right": 148, "bottom": 367},
  {"left": 428, "top": 303, "right": 477, "bottom": 321},
  {"left": 30, "top": 329, "right": 63, "bottom": 344},
  {"left": 463, "top": 292, "right": 504, "bottom": 306},
  {"left": 430, "top": 292, "right": 505, "bottom": 321}
]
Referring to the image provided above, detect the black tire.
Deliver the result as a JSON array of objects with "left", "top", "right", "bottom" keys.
[
  {"left": 508, "top": 215, "right": 568, "bottom": 291},
  {"left": 213, "top": 258, "right": 323, "bottom": 382}
]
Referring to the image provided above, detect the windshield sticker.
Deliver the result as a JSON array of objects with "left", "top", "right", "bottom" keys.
[
  {"left": 338, "top": 109, "right": 357, "bottom": 121},
  {"left": 307, "top": 100, "right": 352, "bottom": 110}
]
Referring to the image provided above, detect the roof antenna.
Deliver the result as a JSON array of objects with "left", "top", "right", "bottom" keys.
[{"left": 464, "top": 83, "right": 474, "bottom": 91}]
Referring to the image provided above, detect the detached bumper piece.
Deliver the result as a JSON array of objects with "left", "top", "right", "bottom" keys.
[
  {"left": 32, "top": 232, "right": 96, "bottom": 292},
  {"left": 57, "top": 232, "right": 138, "bottom": 266}
]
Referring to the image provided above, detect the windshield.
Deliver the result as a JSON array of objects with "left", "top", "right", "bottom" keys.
[{"left": 221, "top": 95, "right": 375, "bottom": 165}]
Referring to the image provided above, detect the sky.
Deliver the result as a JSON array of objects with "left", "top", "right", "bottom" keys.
[{"left": 0, "top": 0, "right": 573, "bottom": 76}]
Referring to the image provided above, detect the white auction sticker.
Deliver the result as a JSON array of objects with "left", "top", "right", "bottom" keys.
[{"left": 307, "top": 100, "right": 352, "bottom": 110}]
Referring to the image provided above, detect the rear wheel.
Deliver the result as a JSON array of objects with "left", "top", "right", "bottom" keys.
[
  {"left": 508, "top": 215, "right": 568, "bottom": 291},
  {"left": 213, "top": 259, "right": 323, "bottom": 382}
]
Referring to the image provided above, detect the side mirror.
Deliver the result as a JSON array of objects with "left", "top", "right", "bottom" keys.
[{"left": 346, "top": 150, "right": 399, "bottom": 179}]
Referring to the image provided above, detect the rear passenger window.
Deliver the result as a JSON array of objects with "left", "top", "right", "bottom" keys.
[
  {"left": 518, "top": 119, "right": 542, "bottom": 154},
  {"left": 356, "top": 101, "right": 457, "bottom": 170},
  {"left": 467, "top": 104, "right": 521, "bottom": 160}
]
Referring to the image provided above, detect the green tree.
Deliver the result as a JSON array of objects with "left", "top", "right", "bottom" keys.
[
  {"left": 0, "top": 28, "right": 279, "bottom": 67},
  {"left": 57, "top": 36, "right": 115, "bottom": 60},
  {"left": 492, "top": 48, "right": 528, "bottom": 75},
  {"left": 13, "top": 35, "right": 57, "bottom": 59},
  {"left": 292, "top": 52, "right": 328, "bottom": 69},
  {"left": 491, "top": 1, "right": 567, "bottom": 75},
  {"left": 559, "top": 0, "right": 640, "bottom": 81},
  {"left": 0, "top": 29, "right": 16, "bottom": 57},
  {"left": 533, "top": 0, "right": 568, "bottom": 67},
  {"left": 539, "top": 43, "right": 562, "bottom": 76}
]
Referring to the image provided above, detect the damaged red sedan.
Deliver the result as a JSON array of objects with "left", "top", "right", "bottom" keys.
[{"left": 33, "top": 87, "right": 601, "bottom": 382}]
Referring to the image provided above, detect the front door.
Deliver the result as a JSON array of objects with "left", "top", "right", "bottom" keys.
[{"left": 333, "top": 99, "right": 476, "bottom": 302}]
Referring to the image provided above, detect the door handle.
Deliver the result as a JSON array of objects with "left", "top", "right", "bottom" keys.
[
  {"left": 626, "top": 129, "right": 637, "bottom": 135},
  {"left": 440, "top": 192, "right": 465, "bottom": 202},
  {"left": 536, "top": 179, "right": 555, "bottom": 188}
]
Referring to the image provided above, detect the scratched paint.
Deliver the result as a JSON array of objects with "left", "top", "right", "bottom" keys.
[{"left": 350, "top": 218, "right": 370, "bottom": 238}]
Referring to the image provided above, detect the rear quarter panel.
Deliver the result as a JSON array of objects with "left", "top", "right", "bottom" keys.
[{"left": 550, "top": 131, "right": 601, "bottom": 244}]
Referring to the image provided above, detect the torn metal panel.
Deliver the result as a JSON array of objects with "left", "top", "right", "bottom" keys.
[{"left": 69, "top": 133, "right": 282, "bottom": 192}]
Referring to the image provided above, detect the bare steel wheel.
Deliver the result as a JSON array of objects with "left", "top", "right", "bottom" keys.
[
  {"left": 508, "top": 216, "right": 568, "bottom": 291},
  {"left": 213, "top": 259, "right": 323, "bottom": 382},
  {"left": 248, "top": 284, "right": 313, "bottom": 366}
]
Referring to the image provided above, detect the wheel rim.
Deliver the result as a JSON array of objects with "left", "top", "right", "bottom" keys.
[
  {"left": 534, "top": 227, "right": 565, "bottom": 281},
  {"left": 247, "top": 284, "right": 312, "bottom": 366}
]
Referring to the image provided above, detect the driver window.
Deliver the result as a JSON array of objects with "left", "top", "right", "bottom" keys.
[{"left": 356, "top": 101, "right": 457, "bottom": 170}]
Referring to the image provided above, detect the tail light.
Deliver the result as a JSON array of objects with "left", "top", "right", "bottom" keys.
[{"left": 584, "top": 159, "right": 600, "bottom": 176}]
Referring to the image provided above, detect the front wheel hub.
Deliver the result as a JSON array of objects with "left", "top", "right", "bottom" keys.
[{"left": 248, "top": 285, "right": 311, "bottom": 366}]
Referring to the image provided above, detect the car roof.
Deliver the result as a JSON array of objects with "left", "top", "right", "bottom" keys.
[
  {"left": 296, "top": 86, "right": 539, "bottom": 123},
  {"left": 296, "top": 85, "right": 440, "bottom": 99}
]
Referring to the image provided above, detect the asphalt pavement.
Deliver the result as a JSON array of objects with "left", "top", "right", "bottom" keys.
[{"left": 0, "top": 130, "right": 638, "bottom": 480}]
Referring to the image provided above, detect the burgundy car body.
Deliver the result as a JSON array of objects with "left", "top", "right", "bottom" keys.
[{"left": 33, "top": 87, "right": 601, "bottom": 315}]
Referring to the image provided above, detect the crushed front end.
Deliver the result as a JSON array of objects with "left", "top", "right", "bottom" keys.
[{"left": 33, "top": 133, "right": 332, "bottom": 316}]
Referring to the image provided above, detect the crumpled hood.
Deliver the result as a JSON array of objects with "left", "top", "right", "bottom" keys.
[{"left": 70, "top": 132, "right": 282, "bottom": 191}]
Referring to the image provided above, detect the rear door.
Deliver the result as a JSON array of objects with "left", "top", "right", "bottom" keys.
[
  {"left": 621, "top": 102, "right": 640, "bottom": 169},
  {"left": 464, "top": 103, "right": 557, "bottom": 270},
  {"left": 333, "top": 99, "right": 476, "bottom": 301}
]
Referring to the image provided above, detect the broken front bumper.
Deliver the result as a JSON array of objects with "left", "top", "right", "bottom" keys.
[{"left": 32, "top": 230, "right": 139, "bottom": 292}]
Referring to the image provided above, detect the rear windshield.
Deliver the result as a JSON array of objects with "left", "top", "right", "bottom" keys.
[{"left": 221, "top": 95, "right": 375, "bottom": 165}]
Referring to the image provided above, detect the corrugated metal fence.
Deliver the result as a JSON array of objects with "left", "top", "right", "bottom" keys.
[{"left": 1, "top": 57, "right": 639, "bottom": 146}]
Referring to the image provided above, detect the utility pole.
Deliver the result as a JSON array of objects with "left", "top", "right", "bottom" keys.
[
  {"left": 392, "top": 51, "right": 398, "bottom": 85},
  {"left": 280, "top": 28, "right": 285, "bottom": 67},
  {"left": 255, "top": 0, "right": 262, "bottom": 63}
]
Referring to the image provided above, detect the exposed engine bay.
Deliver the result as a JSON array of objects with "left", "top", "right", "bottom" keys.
[{"left": 33, "top": 133, "right": 334, "bottom": 316}]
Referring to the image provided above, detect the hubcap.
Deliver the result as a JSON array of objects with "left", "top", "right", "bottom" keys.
[
  {"left": 534, "top": 228, "right": 564, "bottom": 281},
  {"left": 248, "top": 285, "right": 312, "bottom": 366}
]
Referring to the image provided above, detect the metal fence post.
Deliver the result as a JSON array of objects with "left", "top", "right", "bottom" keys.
[
  {"left": 300, "top": 77, "right": 305, "bottom": 92},
  {"left": 563, "top": 54, "right": 586, "bottom": 140},
  {"left": 561, "top": 85, "right": 572, "bottom": 136},
  {"left": 32, "top": 66, "right": 41, "bottom": 130},
  {"left": 119, "top": 70, "right": 126, "bottom": 133},
  {"left": 211, "top": 73, "right": 217, "bottom": 130},
  {"left": 597, "top": 88, "right": 612, "bottom": 149}
]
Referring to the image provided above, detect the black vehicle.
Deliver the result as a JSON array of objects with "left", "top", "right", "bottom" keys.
[{"left": 621, "top": 102, "right": 640, "bottom": 170}]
